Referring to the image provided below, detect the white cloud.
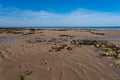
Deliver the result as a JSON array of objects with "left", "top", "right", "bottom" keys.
[{"left": 0, "top": 6, "right": 120, "bottom": 26}]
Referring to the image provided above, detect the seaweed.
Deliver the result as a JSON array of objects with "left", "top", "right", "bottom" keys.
[
  {"left": 90, "top": 32, "right": 105, "bottom": 35},
  {"left": 114, "top": 60, "right": 120, "bottom": 68},
  {"left": 49, "top": 44, "right": 67, "bottom": 52},
  {"left": 18, "top": 70, "right": 33, "bottom": 80},
  {"left": 70, "top": 39, "right": 120, "bottom": 59}
]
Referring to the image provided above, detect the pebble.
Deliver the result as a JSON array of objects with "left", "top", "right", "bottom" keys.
[
  {"left": 47, "top": 67, "right": 52, "bottom": 71},
  {"left": 43, "top": 60, "right": 48, "bottom": 65}
]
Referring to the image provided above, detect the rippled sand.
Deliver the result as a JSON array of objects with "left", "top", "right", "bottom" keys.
[{"left": 0, "top": 29, "right": 120, "bottom": 80}]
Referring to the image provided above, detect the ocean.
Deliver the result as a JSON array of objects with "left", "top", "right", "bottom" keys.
[{"left": 1, "top": 26, "right": 120, "bottom": 30}]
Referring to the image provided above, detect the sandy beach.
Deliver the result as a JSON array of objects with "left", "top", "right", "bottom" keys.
[{"left": 0, "top": 28, "right": 120, "bottom": 80}]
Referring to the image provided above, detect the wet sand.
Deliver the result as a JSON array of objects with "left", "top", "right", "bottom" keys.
[{"left": 0, "top": 29, "right": 120, "bottom": 80}]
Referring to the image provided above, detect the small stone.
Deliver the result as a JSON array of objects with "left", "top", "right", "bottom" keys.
[
  {"left": 19, "top": 65, "right": 23, "bottom": 68},
  {"left": 47, "top": 67, "right": 52, "bottom": 71},
  {"left": 24, "top": 70, "right": 33, "bottom": 76},
  {"left": 96, "top": 44, "right": 100, "bottom": 47},
  {"left": 43, "top": 60, "right": 48, "bottom": 65},
  {"left": 49, "top": 50, "right": 52, "bottom": 52},
  {"left": 66, "top": 47, "right": 72, "bottom": 50},
  {"left": 110, "top": 64, "right": 113, "bottom": 66}
]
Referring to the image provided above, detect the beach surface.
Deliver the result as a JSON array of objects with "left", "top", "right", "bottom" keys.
[{"left": 0, "top": 29, "right": 120, "bottom": 80}]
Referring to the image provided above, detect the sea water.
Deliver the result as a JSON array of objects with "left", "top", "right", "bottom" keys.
[{"left": 1, "top": 26, "right": 120, "bottom": 30}]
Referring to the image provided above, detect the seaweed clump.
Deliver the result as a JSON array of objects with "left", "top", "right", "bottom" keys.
[
  {"left": 71, "top": 39, "right": 120, "bottom": 59},
  {"left": 71, "top": 39, "right": 100, "bottom": 46},
  {"left": 19, "top": 70, "right": 33, "bottom": 80},
  {"left": 71, "top": 39, "right": 120, "bottom": 68},
  {"left": 26, "top": 38, "right": 43, "bottom": 44},
  {"left": 90, "top": 32, "right": 105, "bottom": 35},
  {"left": 49, "top": 44, "right": 67, "bottom": 52},
  {"left": 114, "top": 60, "right": 120, "bottom": 68}
]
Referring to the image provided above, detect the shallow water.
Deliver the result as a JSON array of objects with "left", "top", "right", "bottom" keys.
[
  {"left": 73, "top": 37, "right": 120, "bottom": 41},
  {"left": 0, "top": 36, "right": 48, "bottom": 42},
  {"left": 1, "top": 36, "right": 120, "bottom": 42},
  {"left": 0, "top": 37, "right": 18, "bottom": 42}
]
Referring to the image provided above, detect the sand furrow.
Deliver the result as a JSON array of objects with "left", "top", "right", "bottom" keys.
[{"left": 65, "top": 55, "right": 106, "bottom": 74}]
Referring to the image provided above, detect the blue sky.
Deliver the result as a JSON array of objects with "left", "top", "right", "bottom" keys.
[{"left": 0, "top": 0, "right": 120, "bottom": 26}]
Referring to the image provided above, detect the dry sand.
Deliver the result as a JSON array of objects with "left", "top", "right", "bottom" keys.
[{"left": 0, "top": 29, "right": 120, "bottom": 80}]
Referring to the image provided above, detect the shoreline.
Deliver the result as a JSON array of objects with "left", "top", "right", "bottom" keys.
[{"left": 1, "top": 26, "right": 120, "bottom": 30}]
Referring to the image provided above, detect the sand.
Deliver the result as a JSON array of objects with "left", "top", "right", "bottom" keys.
[{"left": 0, "top": 29, "right": 120, "bottom": 80}]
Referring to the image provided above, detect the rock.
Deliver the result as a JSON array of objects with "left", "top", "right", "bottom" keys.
[
  {"left": 116, "top": 48, "right": 120, "bottom": 54},
  {"left": 24, "top": 70, "right": 33, "bottom": 76},
  {"left": 66, "top": 47, "right": 72, "bottom": 50},
  {"left": 96, "top": 44, "right": 100, "bottom": 47},
  {"left": 43, "top": 60, "right": 48, "bottom": 65},
  {"left": 47, "top": 67, "right": 52, "bottom": 71},
  {"left": 70, "top": 40, "right": 76, "bottom": 45},
  {"left": 19, "top": 65, "right": 23, "bottom": 68},
  {"left": 110, "top": 64, "right": 113, "bottom": 66}
]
